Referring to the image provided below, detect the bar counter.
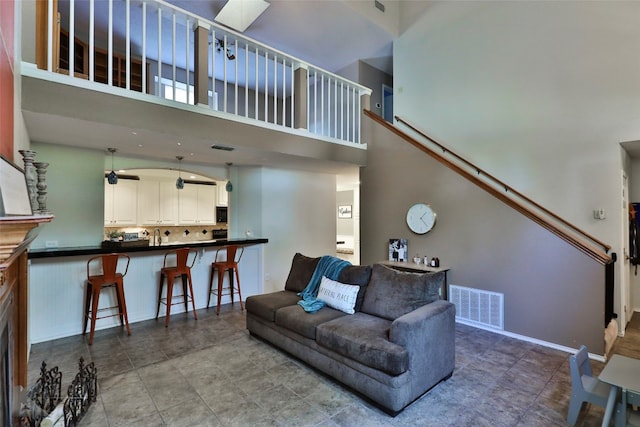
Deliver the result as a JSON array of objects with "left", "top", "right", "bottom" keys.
[
  {"left": 28, "top": 238, "right": 268, "bottom": 343},
  {"left": 28, "top": 238, "right": 268, "bottom": 259}
]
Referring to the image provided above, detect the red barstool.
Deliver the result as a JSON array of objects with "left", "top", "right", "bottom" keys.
[
  {"left": 156, "top": 247, "right": 198, "bottom": 327},
  {"left": 208, "top": 245, "right": 244, "bottom": 315},
  {"left": 83, "top": 253, "right": 131, "bottom": 345}
]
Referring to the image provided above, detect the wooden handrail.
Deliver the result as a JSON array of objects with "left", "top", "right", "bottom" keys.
[{"left": 364, "top": 110, "right": 612, "bottom": 265}]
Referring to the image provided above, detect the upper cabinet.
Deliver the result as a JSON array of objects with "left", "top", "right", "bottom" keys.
[
  {"left": 138, "top": 180, "right": 178, "bottom": 226},
  {"left": 104, "top": 178, "right": 138, "bottom": 226},
  {"left": 105, "top": 174, "right": 220, "bottom": 227},
  {"left": 178, "top": 183, "right": 217, "bottom": 225},
  {"left": 217, "top": 181, "right": 229, "bottom": 207}
]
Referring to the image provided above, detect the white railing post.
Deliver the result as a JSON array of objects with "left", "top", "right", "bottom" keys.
[
  {"left": 108, "top": 0, "right": 113, "bottom": 86},
  {"left": 142, "top": 1, "right": 146, "bottom": 94},
  {"left": 89, "top": 0, "right": 94, "bottom": 81},
  {"left": 125, "top": 0, "right": 130, "bottom": 90},
  {"left": 47, "top": 0, "right": 53, "bottom": 72},
  {"left": 171, "top": 10, "right": 176, "bottom": 101},
  {"left": 69, "top": 0, "right": 74, "bottom": 76},
  {"left": 157, "top": 6, "right": 162, "bottom": 95}
]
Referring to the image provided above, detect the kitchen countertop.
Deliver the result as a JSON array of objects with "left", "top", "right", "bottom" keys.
[{"left": 28, "top": 238, "right": 268, "bottom": 259}]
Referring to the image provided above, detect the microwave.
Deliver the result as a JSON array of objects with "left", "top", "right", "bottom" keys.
[{"left": 216, "top": 206, "right": 228, "bottom": 223}]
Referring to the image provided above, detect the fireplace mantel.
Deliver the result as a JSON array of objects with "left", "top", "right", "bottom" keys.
[
  {"left": 0, "top": 214, "right": 53, "bottom": 423},
  {"left": 0, "top": 214, "right": 53, "bottom": 269}
]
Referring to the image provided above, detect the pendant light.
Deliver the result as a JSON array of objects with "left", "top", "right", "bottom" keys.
[
  {"left": 225, "top": 162, "right": 233, "bottom": 192},
  {"left": 176, "top": 156, "right": 184, "bottom": 189},
  {"left": 107, "top": 148, "right": 118, "bottom": 184}
]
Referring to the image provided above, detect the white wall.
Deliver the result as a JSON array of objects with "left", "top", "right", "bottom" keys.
[
  {"left": 234, "top": 167, "right": 336, "bottom": 293},
  {"left": 394, "top": 1, "right": 640, "bottom": 328}
]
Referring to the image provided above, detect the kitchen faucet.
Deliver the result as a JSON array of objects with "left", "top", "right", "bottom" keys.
[{"left": 153, "top": 228, "right": 161, "bottom": 246}]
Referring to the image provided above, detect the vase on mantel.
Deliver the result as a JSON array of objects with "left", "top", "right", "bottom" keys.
[
  {"left": 33, "top": 162, "right": 50, "bottom": 215},
  {"left": 18, "top": 149, "right": 39, "bottom": 213}
]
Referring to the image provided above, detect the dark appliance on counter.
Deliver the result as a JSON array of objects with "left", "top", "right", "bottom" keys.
[
  {"left": 216, "top": 206, "right": 228, "bottom": 223},
  {"left": 212, "top": 229, "right": 228, "bottom": 239}
]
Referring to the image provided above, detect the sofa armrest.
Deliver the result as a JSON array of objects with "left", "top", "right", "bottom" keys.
[{"left": 389, "top": 300, "right": 456, "bottom": 388}]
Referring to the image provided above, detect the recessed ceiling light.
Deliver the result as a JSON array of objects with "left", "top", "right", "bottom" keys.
[
  {"left": 137, "top": 144, "right": 143, "bottom": 148},
  {"left": 131, "top": 131, "right": 137, "bottom": 135}
]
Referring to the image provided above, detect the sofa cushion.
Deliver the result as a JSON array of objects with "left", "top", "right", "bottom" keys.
[
  {"left": 318, "top": 276, "right": 359, "bottom": 314},
  {"left": 361, "top": 264, "right": 444, "bottom": 321},
  {"left": 316, "top": 313, "right": 409, "bottom": 376},
  {"left": 245, "top": 291, "right": 300, "bottom": 322},
  {"left": 284, "top": 253, "right": 320, "bottom": 293},
  {"left": 275, "top": 304, "right": 346, "bottom": 339},
  {"left": 337, "top": 265, "right": 372, "bottom": 312}
]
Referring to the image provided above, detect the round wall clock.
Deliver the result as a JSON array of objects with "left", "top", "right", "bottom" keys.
[{"left": 406, "top": 203, "right": 437, "bottom": 234}]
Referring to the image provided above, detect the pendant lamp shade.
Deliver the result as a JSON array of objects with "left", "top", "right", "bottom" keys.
[
  {"left": 107, "top": 148, "right": 118, "bottom": 184},
  {"left": 176, "top": 156, "right": 184, "bottom": 190}
]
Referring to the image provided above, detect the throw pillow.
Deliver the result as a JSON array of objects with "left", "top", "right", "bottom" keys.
[
  {"left": 361, "top": 264, "right": 444, "bottom": 320},
  {"left": 284, "top": 253, "right": 321, "bottom": 293},
  {"left": 338, "top": 265, "right": 372, "bottom": 312},
  {"left": 317, "top": 276, "right": 359, "bottom": 314}
]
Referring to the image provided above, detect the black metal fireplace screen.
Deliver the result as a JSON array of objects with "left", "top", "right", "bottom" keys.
[{"left": 18, "top": 358, "right": 97, "bottom": 427}]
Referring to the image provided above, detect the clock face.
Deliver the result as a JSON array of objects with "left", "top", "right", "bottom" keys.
[{"left": 406, "top": 203, "right": 436, "bottom": 234}]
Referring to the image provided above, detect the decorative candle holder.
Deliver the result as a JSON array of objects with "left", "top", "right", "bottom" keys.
[
  {"left": 33, "top": 162, "right": 50, "bottom": 214},
  {"left": 19, "top": 149, "right": 39, "bottom": 213}
]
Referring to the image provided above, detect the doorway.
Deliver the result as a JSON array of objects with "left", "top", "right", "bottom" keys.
[{"left": 382, "top": 84, "right": 393, "bottom": 124}]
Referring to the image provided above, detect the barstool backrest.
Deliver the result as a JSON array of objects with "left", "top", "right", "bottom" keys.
[
  {"left": 87, "top": 253, "right": 130, "bottom": 281},
  {"left": 163, "top": 248, "right": 197, "bottom": 270},
  {"left": 214, "top": 245, "right": 244, "bottom": 266}
]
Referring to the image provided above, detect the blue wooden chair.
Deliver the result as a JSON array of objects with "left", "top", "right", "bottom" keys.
[{"left": 567, "top": 345, "right": 612, "bottom": 426}]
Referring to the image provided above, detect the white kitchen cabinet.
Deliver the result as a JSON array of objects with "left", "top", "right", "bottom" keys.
[
  {"left": 104, "top": 178, "right": 138, "bottom": 225},
  {"left": 138, "top": 180, "right": 178, "bottom": 225},
  {"left": 179, "top": 183, "right": 216, "bottom": 224},
  {"left": 217, "top": 181, "right": 229, "bottom": 207}
]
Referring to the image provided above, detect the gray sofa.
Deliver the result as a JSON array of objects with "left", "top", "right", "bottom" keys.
[{"left": 245, "top": 253, "right": 456, "bottom": 415}]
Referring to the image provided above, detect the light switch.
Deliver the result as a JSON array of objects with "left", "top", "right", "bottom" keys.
[{"left": 593, "top": 209, "right": 606, "bottom": 220}]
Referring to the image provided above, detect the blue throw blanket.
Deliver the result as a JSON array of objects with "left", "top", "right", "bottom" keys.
[{"left": 297, "top": 255, "right": 351, "bottom": 313}]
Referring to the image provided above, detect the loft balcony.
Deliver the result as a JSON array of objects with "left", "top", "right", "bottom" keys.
[{"left": 20, "top": 0, "right": 372, "bottom": 170}]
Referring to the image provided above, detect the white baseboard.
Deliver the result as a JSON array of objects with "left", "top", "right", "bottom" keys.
[{"left": 456, "top": 319, "right": 607, "bottom": 362}]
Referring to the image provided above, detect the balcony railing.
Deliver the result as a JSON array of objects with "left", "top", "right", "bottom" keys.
[{"left": 37, "top": 0, "right": 371, "bottom": 145}]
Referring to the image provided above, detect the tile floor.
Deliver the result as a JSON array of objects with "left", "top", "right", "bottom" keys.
[{"left": 26, "top": 306, "right": 639, "bottom": 426}]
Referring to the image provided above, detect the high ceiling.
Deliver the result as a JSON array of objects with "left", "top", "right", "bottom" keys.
[{"left": 167, "top": 0, "right": 395, "bottom": 75}]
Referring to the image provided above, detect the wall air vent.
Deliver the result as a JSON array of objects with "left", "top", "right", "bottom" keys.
[
  {"left": 211, "top": 144, "right": 235, "bottom": 151},
  {"left": 374, "top": 0, "right": 385, "bottom": 13},
  {"left": 448, "top": 284, "right": 504, "bottom": 330}
]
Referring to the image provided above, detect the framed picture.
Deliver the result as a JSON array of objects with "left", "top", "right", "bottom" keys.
[
  {"left": 338, "top": 205, "right": 352, "bottom": 219},
  {"left": 0, "top": 154, "right": 33, "bottom": 216},
  {"left": 389, "top": 238, "right": 408, "bottom": 262}
]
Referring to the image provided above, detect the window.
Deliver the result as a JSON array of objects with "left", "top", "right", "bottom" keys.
[{"left": 155, "top": 77, "right": 218, "bottom": 110}]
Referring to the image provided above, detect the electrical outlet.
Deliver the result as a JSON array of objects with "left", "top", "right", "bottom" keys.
[{"left": 45, "top": 240, "right": 58, "bottom": 248}]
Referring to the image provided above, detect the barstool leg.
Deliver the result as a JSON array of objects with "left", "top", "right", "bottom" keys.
[
  {"left": 216, "top": 267, "right": 224, "bottom": 315},
  {"left": 234, "top": 267, "right": 243, "bottom": 311},
  {"left": 115, "top": 278, "right": 131, "bottom": 336},
  {"left": 207, "top": 265, "right": 214, "bottom": 309},
  {"left": 181, "top": 273, "right": 189, "bottom": 313},
  {"left": 187, "top": 272, "right": 198, "bottom": 320},
  {"left": 88, "top": 285, "right": 101, "bottom": 345},
  {"left": 165, "top": 275, "right": 173, "bottom": 327},
  {"left": 229, "top": 269, "right": 234, "bottom": 305},
  {"left": 156, "top": 273, "right": 164, "bottom": 319},
  {"left": 83, "top": 282, "right": 92, "bottom": 336}
]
